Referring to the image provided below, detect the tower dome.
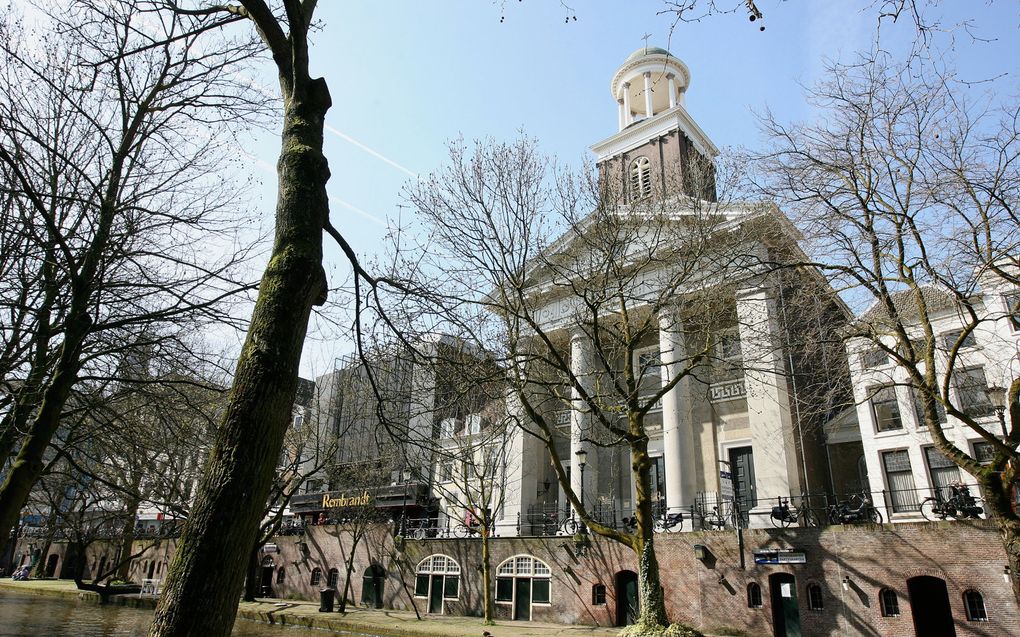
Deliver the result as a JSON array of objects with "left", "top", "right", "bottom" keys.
[{"left": 611, "top": 46, "right": 690, "bottom": 131}]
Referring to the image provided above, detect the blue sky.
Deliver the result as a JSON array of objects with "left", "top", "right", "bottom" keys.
[{"left": 229, "top": 1, "right": 1020, "bottom": 377}]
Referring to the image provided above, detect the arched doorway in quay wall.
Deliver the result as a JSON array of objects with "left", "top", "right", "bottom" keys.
[
  {"left": 907, "top": 576, "right": 956, "bottom": 637},
  {"left": 362, "top": 563, "right": 385, "bottom": 608},
  {"left": 614, "top": 570, "right": 639, "bottom": 626},
  {"left": 44, "top": 554, "right": 59, "bottom": 578},
  {"left": 260, "top": 556, "right": 275, "bottom": 597},
  {"left": 768, "top": 572, "right": 801, "bottom": 637}
]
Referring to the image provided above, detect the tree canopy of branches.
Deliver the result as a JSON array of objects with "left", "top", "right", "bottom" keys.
[
  {"left": 750, "top": 49, "right": 1020, "bottom": 601},
  {"left": 371, "top": 134, "right": 840, "bottom": 635},
  {"left": 0, "top": 0, "right": 262, "bottom": 560}
]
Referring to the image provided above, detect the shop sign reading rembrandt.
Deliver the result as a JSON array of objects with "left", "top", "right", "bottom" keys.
[{"left": 321, "top": 490, "right": 372, "bottom": 509}]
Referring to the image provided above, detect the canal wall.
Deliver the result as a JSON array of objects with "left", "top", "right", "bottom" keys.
[{"left": 13, "top": 521, "right": 1019, "bottom": 637}]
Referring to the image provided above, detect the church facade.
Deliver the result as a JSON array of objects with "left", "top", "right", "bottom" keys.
[{"left": 482, "top": 47, "right": 850, "bottom": 536}]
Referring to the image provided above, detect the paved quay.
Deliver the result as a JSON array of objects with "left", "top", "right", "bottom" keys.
[{"left": 0, "top": 579, "right": 622, "bottom": 637}]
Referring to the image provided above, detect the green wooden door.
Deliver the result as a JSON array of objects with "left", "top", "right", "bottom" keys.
[
  {"left": 514, "top": 578, "right": 531, "bottom": 620},
  {"left": 769, "top": 573, "right": 801, "bottom": 637},
  {"left": 429, "top": 575, "right": 443, "bottom": 614}
]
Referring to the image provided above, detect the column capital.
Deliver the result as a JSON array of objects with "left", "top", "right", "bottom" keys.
[
  {"left": 666, "top": 73, "right": 675, "bottom": 80},
  {"left": 735, "top": 279, "right": 775, "bottom": 301}
]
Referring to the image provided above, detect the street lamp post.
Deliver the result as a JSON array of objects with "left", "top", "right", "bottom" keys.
[
  {"left": 575, "top": 449, "right": 588, "bottom": 514},
  {"left": 986, "top": 385, "right": 1009, "bottom": 438}
]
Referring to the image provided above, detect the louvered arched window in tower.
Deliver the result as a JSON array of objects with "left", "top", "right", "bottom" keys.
[{"left": 629, "top": 157, "right": 652, "bottom": 201}]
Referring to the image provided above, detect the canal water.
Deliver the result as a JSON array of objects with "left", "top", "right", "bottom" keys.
[{"left": 0, "top": 592, "right": 367, "bottom": 637}]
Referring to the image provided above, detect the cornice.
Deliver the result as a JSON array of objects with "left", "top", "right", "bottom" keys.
[
  {"left": 590, "top": 106, "right": 719, "bottom": 162},
  {"left": 610, "top": 54, "right": 690, "bottom": 98}
]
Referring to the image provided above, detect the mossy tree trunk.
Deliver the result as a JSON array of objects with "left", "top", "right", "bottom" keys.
[
  {"left": 148, "top": 5, "right": 331, "bottom": 635},
  {"left": 631, "top": 437, "right": 669, "bottom": 629}
]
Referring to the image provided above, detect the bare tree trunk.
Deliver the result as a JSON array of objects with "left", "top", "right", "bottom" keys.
[
  {"left": 0, "top": 335, "right": 88, "bottom": 558},
  {"left": 631, "top": 441, "right": 669, "bottom": 629},
  {"left": 148, "top": 77, "right": 330, "bottom": 637},
  {"left": 338, "top": 529, "right": 362, "bottom": 613},
  {"left": 31, "top": 539, "right": 51, "bottom": 579},
  {"left": 481, "top": 530, "right": 493, "bottom": 624},
  {"left": 339, "top": 554, "right": 354, "bottom": 613},
  {"left": 977, "top": 471, "right": 1020, "bottom": 602},
  {"left": 243, "top": 545, "right": 260, "bottom": 602}
]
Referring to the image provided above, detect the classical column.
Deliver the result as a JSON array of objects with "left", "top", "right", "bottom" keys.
[
  {"left": 643, "top": 72, "right": 654, "bottom": 118},
  {"left": 570, "top": 333, "right": 596, "bottom": 516},
  {"left": 500, "top": 380, "right": 535, "bottom": 537},
  {"left": 622, "top": 82, "right": 632, "bottom": 126},
  {"left": 735, "top": 284, "right": 800, "bottom": 525},
  {"left": 618, "top": 98, "right": 626, "bottom": 131},
  {"left": 659, "top": 315, "right": 697, "bottom": 514},
  {"left": 666, "top": 74, "right": 677, "bottom": 109}
]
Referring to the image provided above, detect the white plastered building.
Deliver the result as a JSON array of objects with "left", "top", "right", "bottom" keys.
[{"left": 847, "top": 276, "right": 1020, "bottom": 522}]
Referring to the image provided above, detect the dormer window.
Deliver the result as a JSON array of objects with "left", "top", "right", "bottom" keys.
[{"left": 629, "top": 157, "right": 652, "bottom": 200}]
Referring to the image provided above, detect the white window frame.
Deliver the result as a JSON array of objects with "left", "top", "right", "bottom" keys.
[
  {"left": 414, "top": 554, "right": 462, "bottom": 612},
  {"left": 494, "top": 555, "right": 553, "bottom": 615}
]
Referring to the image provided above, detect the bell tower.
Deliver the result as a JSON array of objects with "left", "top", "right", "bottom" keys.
[{"left": 592, "top": 46, "right": 718, "bottom": 202}]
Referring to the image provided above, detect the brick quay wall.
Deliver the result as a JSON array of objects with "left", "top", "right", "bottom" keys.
[{"left": 14, "top": 521, "right": 1018, "bottom": 636}]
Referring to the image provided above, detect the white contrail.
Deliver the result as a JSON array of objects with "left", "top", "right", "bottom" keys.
[
  {"left": 324, "top": 124, "right": 419, "bottom": 179},
  {"left": 244, "top": 76, "right": 419, "bottom": 179},
  {"left": 244, "top": 150, "right": 387, "bottom": 227},
  {"left": 328, "top": 195, "right": 387, "bottom": 227}
]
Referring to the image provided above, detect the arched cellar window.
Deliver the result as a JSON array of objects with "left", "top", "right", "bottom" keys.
[
  {"left": 495, "top": 555, "right": 552, "bottom": 620},
  {"left": 327, "top": 568, "right": 340, "bottom": 589},
  {"left": 310, "top": 568, "right": 322, "bottom": 586},
  {"left": 414, "top": 554, "right": 461, "bottom": 614},
  {"left": 964, "top": 590, "right": 987, "bottom": 621},
  {"left": 629, "top": 157, "right": 652, "bottom": 201},
  {"left": 276, "top": 567, "right": 285, "bottom": 584},
  {"left": 880, "top": 588, "right": 900, "bottom": 617},
  {"left": 747, "top": 582, "right": 762, "bottom": 608},
  {"left": 592, "top": 583, "right": 606, "bottom": 605},
  {"left": 807, "top": 583, "right": 823, "bottom": 610}
]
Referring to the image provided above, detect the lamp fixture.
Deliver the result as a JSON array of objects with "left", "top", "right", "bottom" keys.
[
  {"left": 572, "top": 526, "right": 592, "bottom": 557},
  {"left": 842, "top": 576, "right": 851, "bottom": 591},
  {"left": 693, "top": 544, "right": 708, "bottom": 561},
  {"left": 986, "top": 385, "right": 1010, "bottom": 437},
  {"left": 986, "top": 385, "right": 1008, "bottom": 412},
  {"left": 575, "top": 449, "right": 588, "bottom": 468},
  {"left": 1004, "top": 565, "right": 1013, "bottom": 584}
]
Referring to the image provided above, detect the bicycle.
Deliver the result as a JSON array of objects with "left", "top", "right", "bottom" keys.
[
  {"left": 828, "top": 492, "right": 882, "bottom": 525},
  {"left": 621, "top": 512, "right": 684, "bottom": 532},
  {"left": 653, "top": 511, "right": 684, "bottom": 533},
  {"left": 560, "top": 517, "right": 580, "bottom": 535},
  {"left": 919, "top": 483, "right": 983, "bottom": 521},
  {"left": 696, "top": 504, "right": 729, "bottom": 530},
  {"left": 771, "top": 496, "right": 816, "bottom": 528}
]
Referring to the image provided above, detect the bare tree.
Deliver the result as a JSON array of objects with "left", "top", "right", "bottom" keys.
[
  {"left": 749, "top": 49, "right": 1020, "bottom": 601},
  {"left": 423, "top": 399, "right": 516, "bottom": 625},
  {"left": 0, "top": 0, "right": 261, "bottom": 558},
  {"left": 375, "top": 134, "right": 834, "bottom": 635}
]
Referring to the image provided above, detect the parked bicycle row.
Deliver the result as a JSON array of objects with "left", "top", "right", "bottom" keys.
[{"left": 303, "top": 483, "right": 989, "bottom": 543}]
